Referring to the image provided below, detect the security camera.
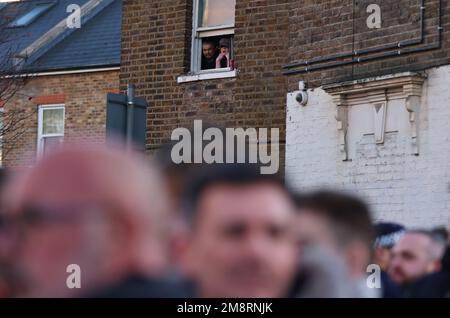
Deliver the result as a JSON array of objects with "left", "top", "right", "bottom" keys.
[
  {"left": 296, "top": 81, "right": 308, "bottom": 106},
  {"left": 296, "top": 91, "right": 308, "bottom": 105}
]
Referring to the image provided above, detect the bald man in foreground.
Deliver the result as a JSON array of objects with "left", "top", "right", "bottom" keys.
[{"left": 2, "top": 145, "right": 187, "bottom": 298}]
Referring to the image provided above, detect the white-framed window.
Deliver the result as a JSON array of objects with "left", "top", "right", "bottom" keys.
[
  {"left": 37, "top": 105, "right": 65, "bottom": 158},
  {"left": 191, "top": 0, "right": 236, "bottom": 74}
]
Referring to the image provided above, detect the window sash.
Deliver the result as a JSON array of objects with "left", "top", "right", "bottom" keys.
[
  {"left": 42, "top": 108, "right": 65, "bottom": 135},
  {"left": 197, "top": 27, "right": 234, "bottom": 38},
  {"left": 37, "top": 105, "right": 65, "bottom": 158},
  {"left": 41, "top": 136, "right": 64, "bottom": 155},
  {"left": 198, "top": 0, "right": 236, "bottom": 29},
  {"left": 196, "top": 24, "right": 235, "bottom": 33},
  {"left": 40, "top": 133, "right": 64, "bottom": 138}
]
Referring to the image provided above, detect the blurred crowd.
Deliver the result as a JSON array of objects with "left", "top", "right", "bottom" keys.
[{"left": 0, "top": 145, "right": 449, "bottom": 298}]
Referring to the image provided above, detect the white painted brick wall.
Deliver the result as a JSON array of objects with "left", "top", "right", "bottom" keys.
[{"left": 286, "top": 65, "right": 450, "bottom": 228}]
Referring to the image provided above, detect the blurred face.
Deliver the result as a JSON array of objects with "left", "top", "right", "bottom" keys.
[
  {"left": 3, "top": 148, "right": 169, "bottom": 297},
  {"left": 6, "top": 200, "right": 106, "bottom": 297},
  {"left": 295, "top": 210, "right": 371, "bottom": 279},
  {"left": 295, "top": 211, "right": 336, "bottom": 251},
  {"left": 389, "top": 233, "right": 439, "bottom": 285},
  {"left": 374, "top": 247, "right": 393, "bottom": 272},
  {"left": 202, "top": 43, "right": 216, "bottom": 60},
  {"left": 184, "top": 183, "right": 297, "bottom": 298},
  {"left": 220, "top": 46, "right": 230, "bottom": 55}
]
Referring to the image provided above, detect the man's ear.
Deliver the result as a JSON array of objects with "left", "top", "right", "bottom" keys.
[
  {"left": 173, "top": 230, "right": 198, "bottom": 277},
  {"left": 428, "top": 259, "right": 442, "bottom": 273}
]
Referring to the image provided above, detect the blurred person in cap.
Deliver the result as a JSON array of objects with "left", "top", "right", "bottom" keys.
[
  {"left": 216, "top": 38, "right": 231, "bottom": 69},
  {"left": 2, "top": 145, "right": 187, "bottom": 298},
  {"left": 373, "top": 222, "right": 405, "bottom": 298},
  {"left": 374, "top": 222, "right": 405, "bottom": 272},
  {"left": 293, "top": 191, "right": 377, "bottom": 298},
  {"left": 177, "top": 164, "right": 298, "bottom": 298},
  {"left": 389, "top": 230, "right": 446, "bottom": 289}
]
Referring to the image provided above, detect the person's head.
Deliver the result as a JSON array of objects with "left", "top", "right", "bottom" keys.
[
  {"left": 219, "top": 38, "right": 230, "bottom": 55},
  {"left": 178, "top": 164, "right": 298, "bottom": 298},
  {"left": 3, "top": 145, "right": 170, "bottom": 297},
  {"left": 202, "top": 41, "right": 217, "bottom": 60},
  {"left": 294, "top": 191, "right": 375, "bottom": 279},
  {"left": 373, "top": 222, "right": 405, "bottom": 272},
  {"left": 389, "top": 230, "right": 446, "bottom": 286}
]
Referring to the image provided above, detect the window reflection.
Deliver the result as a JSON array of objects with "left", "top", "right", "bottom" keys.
[{"left": 199, "top": 0, "right": 236, "bottom": 28}]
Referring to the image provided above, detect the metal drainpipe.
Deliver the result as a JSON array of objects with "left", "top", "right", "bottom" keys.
[
  {"left": 126, "top": 84, "right": 135, "bottom": 149},
  {"left": 283, "top": 0, "right": 426, "bottom": 69},
  {"left": 283, "top": 0, "right": 442, "bottom": 75}
]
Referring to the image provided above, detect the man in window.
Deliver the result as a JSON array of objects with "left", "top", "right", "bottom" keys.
[
  {"left": 216, "top": 38, "right": 231, "bottom": 69},
  {"left": 201, "top": 40, "right": 218, "bottom": 70}
]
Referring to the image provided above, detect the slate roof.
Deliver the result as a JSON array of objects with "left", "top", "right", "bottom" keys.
[{"left": 0, "top": 0, "right": 122, "bottom": 72}]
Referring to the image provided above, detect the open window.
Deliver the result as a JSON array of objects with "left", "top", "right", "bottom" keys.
[
  {"left": 37, "top": 105, "right": 65, "bottom": 158},
  {"left": 191, "top": 0, "right": 236, "bottom": 74}
]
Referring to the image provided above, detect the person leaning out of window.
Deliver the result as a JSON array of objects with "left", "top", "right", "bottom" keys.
[{"left": 216, "top": 38, "right": 233, "bottom": 69}]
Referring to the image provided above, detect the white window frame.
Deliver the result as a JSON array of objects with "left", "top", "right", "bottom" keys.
[
  {"left": 37, "top": 104, "right": 65, "bottom": 159},
  {"left": 180, "top": 0, "right": 236, "bottom": 82}
]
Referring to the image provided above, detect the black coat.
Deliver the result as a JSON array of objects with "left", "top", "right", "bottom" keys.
[
  {"left": 381, "top": 271, "right": 402, "bottom": 298},
  {"left": 82, "top": 274, "right": 195, "bottom": 298},
  {"left": 402, "top": 246, "right": 450, "bottom": 298}
]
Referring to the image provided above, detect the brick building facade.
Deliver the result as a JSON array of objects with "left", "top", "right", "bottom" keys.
[
  {"left": 121, "top": 0, "right": 450, "bottom": 226},
  {"left": 3, "top": 70, "right": 119, "bottom": 167},
  {"left": 285, "top": 0, "right": 450, "bottom": 227},
  {"left": 120, "top": 0, "right": 290, "bottom": 162},
  {"left": 1, "top": 0, "right": 121, "bottom": 167},
  {"left": 3, "top": 1, "right": 447, "bottom": 225}
]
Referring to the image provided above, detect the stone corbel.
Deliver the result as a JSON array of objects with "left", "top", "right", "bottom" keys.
[
  {"left": 403, "top": 80, "right": 424, "bottom": 155},
  {"left": 405, "top": 95, "right": 421, "bottom": 155},
  {"left": 333, "top": 95, "right": 349, "bottom": 161}
]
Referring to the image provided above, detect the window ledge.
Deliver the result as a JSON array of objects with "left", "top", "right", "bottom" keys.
[{"left": 177, "top": 70, "right": 236, "bottom": 83}]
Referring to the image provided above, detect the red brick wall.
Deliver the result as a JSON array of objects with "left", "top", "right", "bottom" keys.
[
  {"left": 121, "top": 0, "right": 450, "bottom": 163},
  {"left": 120, "top": 0, "right": 290, "bottom": 165},
  {"left": 286, "top": 0, "right": 450, "bottom": 89},
  {"left": 2, "top": 70, "right": 119, "bottom": 167}
]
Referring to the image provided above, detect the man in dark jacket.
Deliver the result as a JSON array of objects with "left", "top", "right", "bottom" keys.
[
  {"left": 402, "top": 244, "right": 450, "bottom": 298},
  {"left": 201, "top": 40, "right": 218, "bottom": 70}
]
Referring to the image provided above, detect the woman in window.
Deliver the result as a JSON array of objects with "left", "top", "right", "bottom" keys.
[{"left": 216, "top": 38, "right": 231, "bottom": 69}]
